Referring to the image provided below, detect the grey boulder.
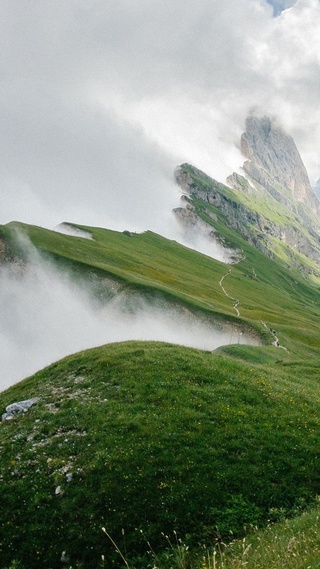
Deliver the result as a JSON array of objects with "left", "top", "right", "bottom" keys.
[{"left": 2, "top": 398, "right": 39, "bottom": 421}]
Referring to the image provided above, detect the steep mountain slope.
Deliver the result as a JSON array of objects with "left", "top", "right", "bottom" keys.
[
  {"left": 0, "top": 212, "right": 320, "bottom": 567},
  {"left": 240, "top": 115, "right": 319, "bottom": 216},
  {"left": 175, "top": 117, "right": 320, "bottom": 281}
]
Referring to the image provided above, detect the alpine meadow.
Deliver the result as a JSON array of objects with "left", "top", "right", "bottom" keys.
[{"left": 1, "top": 115, "right": 320, "bottom": 568}]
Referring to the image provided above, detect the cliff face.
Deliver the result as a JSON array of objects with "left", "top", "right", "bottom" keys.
[
  {"left": 174, "top": 116, "right": 320, "bottom": 278},
  {"left": 175, "top": 164, "right": 320, "bottom": 277},
  {"left": 241, "top": 116, "right": 320, "bottom": 216},
  {"left": 175, "top": 168, "right": 275, "bottom": 259}
]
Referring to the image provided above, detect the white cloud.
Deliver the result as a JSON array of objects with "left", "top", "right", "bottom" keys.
[{"left": 1, "top": 0, "right": 320, "bottom": 237}]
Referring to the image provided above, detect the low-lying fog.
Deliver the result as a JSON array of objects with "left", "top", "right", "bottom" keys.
[{"left": 0, "top": 245, "right": 259, "bottom": 392}]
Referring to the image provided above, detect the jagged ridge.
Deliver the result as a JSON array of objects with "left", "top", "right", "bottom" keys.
[{"left": 174, "top": 116, "right": 320, "bottom": 280}]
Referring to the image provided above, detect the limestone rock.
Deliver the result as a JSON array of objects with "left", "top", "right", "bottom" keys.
[
  {"left": 175, "top": 160, "right": 320, "bottom": 276},
  {"left": 241, "top": 116, "right": 320, "bottom": 215},
  {"left": 315, "top": 178, "right": 320, "bottom": 200},
  {"left": 2, "top": 398, "right": 39, "bottom": 421}
]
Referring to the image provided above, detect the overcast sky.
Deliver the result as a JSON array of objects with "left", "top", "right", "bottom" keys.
[{"left": 1, "top": 0, "right": 320, "bottom": 236}]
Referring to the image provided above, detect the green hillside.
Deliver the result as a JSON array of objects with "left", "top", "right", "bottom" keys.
[
  {"left": 1, "top": 219, "right": 320, "bottom": 356},
  {"left": 212, "top": 504, "right": 320, "bottom": 569},
  {"left": 1, "top": 342, "right": 320, "bottom": 568},
  {"left": 0, "top": 209, "right": 320, "bottom": 568}
]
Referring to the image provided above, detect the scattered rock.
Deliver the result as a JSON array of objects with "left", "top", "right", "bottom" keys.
[
  {"left": 44, "top": 402, "right": 59, "bottom": 414},
  {"left": 2, "top": 398, "right": 39, "bottom": 421},
  {"left": 73, "top": 375, "right": 85, "bottom": 384},
  {"left": 60, "top": 551, "right": 70, "bottom": 565}
]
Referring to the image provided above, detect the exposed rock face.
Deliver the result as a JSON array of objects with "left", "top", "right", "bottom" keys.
[
  {"left": 175, "top": 168, "right": 278, "bottom": 260},
  {"left": 241, "top": 116, "right": 320, "bottom": 216},
  {"left": 173, "top": 197, "right": 217, "bottom": 227},
  {"left": 0, "top": 234, "right": 24, "bottom": 267},
  {"left": 174, "top": 160, "right": 320, "bottom": 278}
]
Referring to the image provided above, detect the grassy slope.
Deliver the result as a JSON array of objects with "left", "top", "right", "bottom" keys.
[
  {"left": 1, "top": 342, "right": 320, "bottom": 568},
  {"left": 207, "top": 503, "right": 320, "bottom": 569},
  {"left": 2, "top": 220, "right": 320, "bottom": 355},
  {"left": 0, "top": 219, "right": 320, "bottom": 567}
]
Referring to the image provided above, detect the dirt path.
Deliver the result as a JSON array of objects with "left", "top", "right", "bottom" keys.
[
  {"left": 260, "top": 320, "right": 288, "bottom": 351},
  {"left": 219, "top": 271, "right": 288, "bottom": 351},
  {"left": 219, "top": 269, "right": 241, "bottom": 317}
]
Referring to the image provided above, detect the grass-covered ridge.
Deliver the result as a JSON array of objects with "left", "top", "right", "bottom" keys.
[
  {"left": 1, "top": 219, "right": 320, "bottom": 356},
  {"left": 1, "top": 341, "right": 320, "bottom": 568}
]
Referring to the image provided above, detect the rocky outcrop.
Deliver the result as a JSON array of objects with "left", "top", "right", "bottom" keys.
[
  {"left": 241, "top": 116, "right": 320, "bottom": 217},
  {"left": 2, "top": 398, "right": 39, "bottom": 421},
  {"left": 175, "top": 167, "right": 276, "bottom": 259},
  {"left": 173, "top": 115, "right": 320, "bottom": 278},
  {"left": 174, "top": 196, "right": 217, "bottom": 226},
  {"left": 175, "top": 162, "right": 320, "bottom": 276},
  {"left": 0, "top": 233, "right": 23, "bottom": 267}
]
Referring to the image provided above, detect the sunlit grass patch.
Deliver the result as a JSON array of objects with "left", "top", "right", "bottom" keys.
[{"left": 201, "top": 504, "right": 320, "bottom": 569}]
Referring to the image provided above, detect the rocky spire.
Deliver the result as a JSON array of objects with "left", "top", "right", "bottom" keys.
[{"left": 241, "top": 116, "right": 320, "bottom": 216}]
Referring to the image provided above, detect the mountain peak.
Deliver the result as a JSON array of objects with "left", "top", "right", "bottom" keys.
[{"left": 241, "top": 115, "right": 320, "bottom": 216}]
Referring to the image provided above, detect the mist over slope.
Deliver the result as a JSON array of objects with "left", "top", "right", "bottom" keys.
[
  {"left": 1, "top": 111, "right": 320, "bottom": 391},
  {"left": 0, "top": 233, "right": 258, "bottom": 391}
]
